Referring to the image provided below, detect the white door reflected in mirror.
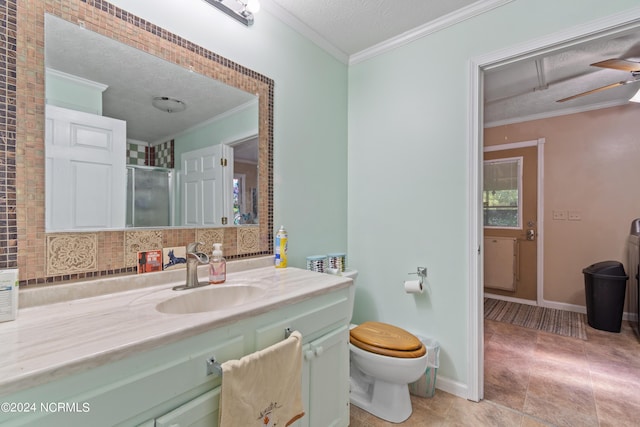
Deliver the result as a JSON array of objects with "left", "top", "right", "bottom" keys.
[
  {"left": 44, "top": 13, "right": 259, "bottom": 232},
  {"left": 45, "top": 105, "right": 127, "bottom": 231}
]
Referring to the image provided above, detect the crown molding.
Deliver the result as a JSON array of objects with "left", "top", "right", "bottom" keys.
[
  {"left": 45, "top": 67, "right": 109, "bottom": 92},
  {"left": 260, "top": 0, "right": 349, "bottom": 63},
  {"left": 150, "top": 98, "right": 259, "bottom": 145},
  {"left": 349, "top": 0, "right": 514, "bottom": 65},
  {"left": 261, "top": 0, "right": 512, "bottom": 66}
]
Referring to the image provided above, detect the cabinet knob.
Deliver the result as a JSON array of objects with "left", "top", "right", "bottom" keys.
[
  {"left": 314, "top": 346, "right": 324, "bottom": 357},
  {"left": 304, "top": 350, "right": 315, "bottom": 360}
]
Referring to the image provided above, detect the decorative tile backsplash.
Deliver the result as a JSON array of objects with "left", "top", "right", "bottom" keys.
[
  {"left": 197, "top": 229, "right": 226, "bottom": 254},
  {"left": 9, "top": 0, "right": 274, "bottom": 286},
  {"left": 238, "top": 227, "right": 261, "bottom": 255},
  {"left": 47, "top": 234, "right": 98, "bottom": 276},
  {"left": 124, "top": 230, "right": 164, "bottom": 268}
]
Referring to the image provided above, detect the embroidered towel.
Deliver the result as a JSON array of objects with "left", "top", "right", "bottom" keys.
[{"left": 219, "top": 330, "right": 304, "bottom": 427}]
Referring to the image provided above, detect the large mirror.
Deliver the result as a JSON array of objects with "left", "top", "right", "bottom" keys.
[
  {"left": 44, "top": 14, "right": 260, "bottom": 231},
  {"left": 14, "top": 0, "right": 273, "bottom": 284}
]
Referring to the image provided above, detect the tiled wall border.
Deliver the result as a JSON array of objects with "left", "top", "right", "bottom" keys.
[
  {"left": 12, "top": 0, "right": 274, "bottom": 286},
  {"left": 127, "top": 142, "right": 147, "bottom": 165},
  {"left": 0, "top": 0, "right": 18, "bottom": 271},
  {"left": 155, "top": 139, "right": 174, "bottom": 168},
  {"left": 126, "top": 140, "right": 173, "bottom": 167}
]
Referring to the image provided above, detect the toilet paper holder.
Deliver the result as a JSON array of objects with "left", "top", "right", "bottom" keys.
[{"left": 408, "top": 267, "right": 427, "bottom": 285}]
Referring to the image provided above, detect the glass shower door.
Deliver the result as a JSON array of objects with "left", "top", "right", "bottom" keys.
[{"left": 127, "top": 166, "right": 174, "bottom": 227}]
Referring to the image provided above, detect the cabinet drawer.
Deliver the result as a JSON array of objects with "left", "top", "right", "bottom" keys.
[
  {"left": 255, "top": 290, "right": 350, "bottom": 349},
  {"left": 98, "top": 335, "right": 243, "bottom": 426},
  {"left": 155, "top": 387, "right": 221, "bottom": 427},
  {"left": 3, "top": 334, "right": 244, "bottom": 427}
]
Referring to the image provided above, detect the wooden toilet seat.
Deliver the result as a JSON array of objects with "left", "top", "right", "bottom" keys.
[{"left": 350, "top": 321, "right": 426, "bottom": 358}]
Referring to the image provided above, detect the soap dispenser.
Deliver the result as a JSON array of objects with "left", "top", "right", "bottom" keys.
[{"left": 209, "top": 243, "right": 226, "bottom": 284}]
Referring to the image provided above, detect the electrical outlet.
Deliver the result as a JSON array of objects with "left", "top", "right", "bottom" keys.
[
  {"left": 568, "top": 211, "right": 582, "bottom": 221},
  {"left": 552, "top": 210, "right": 567, "bottom": 220}
]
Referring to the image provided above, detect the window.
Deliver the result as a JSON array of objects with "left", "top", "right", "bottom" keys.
[{"left": 483, "top": 157, "right": 522, "bottom": 228}]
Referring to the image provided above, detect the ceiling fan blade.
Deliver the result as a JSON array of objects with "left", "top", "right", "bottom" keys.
[
  {"left": 556, "top": 80, "right": 634, "bottom": 103},
  {"left": 591, "top": 59, "right": 640, "bottom": 72}
]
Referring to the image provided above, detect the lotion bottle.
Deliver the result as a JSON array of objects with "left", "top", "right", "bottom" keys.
[{"left": 209, "top": 243, "right": 226, "bottom": 284}]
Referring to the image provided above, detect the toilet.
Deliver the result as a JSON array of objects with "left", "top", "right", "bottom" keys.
[{"left": 343, "top": 270, "right": 429, "bottom": 423}]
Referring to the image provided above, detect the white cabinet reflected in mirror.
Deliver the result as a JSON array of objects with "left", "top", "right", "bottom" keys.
[{"left": 44, "top": 14, "right": 259, "bottom": 232}]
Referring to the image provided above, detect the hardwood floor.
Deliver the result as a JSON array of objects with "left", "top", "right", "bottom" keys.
[{"left": 349, "top": 319, "right": 640, "bottom": 426}]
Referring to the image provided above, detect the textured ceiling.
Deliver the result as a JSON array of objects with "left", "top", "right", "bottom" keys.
[
  {"left": 267, "top": 0, "right": 478, "bottom": 56},
  {"left": 46, "top": 1, "right": 640, "bottom": 138},
  {"left": 45, "top": 14, "right": 256, "bottom": 145},
  {"left": 484, "top": 28, "right": 640, "bottom": 126},
  {"left": 264, "top": 0, "right": 640, "bottom": 125}
]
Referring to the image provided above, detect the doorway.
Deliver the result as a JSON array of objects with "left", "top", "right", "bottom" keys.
[
  {"left": 467, "top": 11, "right": 640, "bottom": 402},
  {"left": 483, "top": 141, "right": 542, "bottom": 303},
  {"left": 229, "top": 136, "right": 258, "bottom": 224}
]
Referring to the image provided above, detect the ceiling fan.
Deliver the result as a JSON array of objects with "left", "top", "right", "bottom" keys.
[{"left": 556, "top": 58, "right": 640, "bottom": 102}]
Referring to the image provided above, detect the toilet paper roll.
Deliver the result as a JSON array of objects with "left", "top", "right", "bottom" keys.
[{"left": 404, "top": 279, "right": 423, "bottom": 294}]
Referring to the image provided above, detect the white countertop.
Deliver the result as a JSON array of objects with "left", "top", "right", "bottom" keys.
[{"left": 0, "top": 262, "right": 352, "bottom": 397}]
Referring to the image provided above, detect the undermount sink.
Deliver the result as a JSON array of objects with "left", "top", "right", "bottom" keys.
[{"left": 156, "top": 284, "right": 268, "bottom": 314}]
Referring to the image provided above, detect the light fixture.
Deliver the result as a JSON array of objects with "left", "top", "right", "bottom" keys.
[
  {"left": 152, "top": 96, "right": 187, "bottom": 113},
  {"left": 630, "top": 87, "right": 640, "bottom": 103},
  {"left": 204, "top": 0, "right": 260, "bottom": 27}
]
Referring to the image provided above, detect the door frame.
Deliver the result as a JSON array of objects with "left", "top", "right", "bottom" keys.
[
  {"left": 484, "top": 139, "right": 545, "bottom": 304},
  {"left": 466, "top": 7, "right": 640, "bottom": 402}
]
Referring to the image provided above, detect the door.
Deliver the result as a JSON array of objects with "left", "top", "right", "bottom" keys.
[
  {"left": 298, "top": 325, "right": 350, "bottom": 427},
  {"left": 126, "top": 166, "right": 174, "bottom": 227},
  {"left": 483, "top": 144, "right": 538, "bottom": 301},
  {"left": 45, "top": 105, "right": 126, "bottom": 231},
  {"left": 181, "top": 144, "right": 233, "bottom": 227}
]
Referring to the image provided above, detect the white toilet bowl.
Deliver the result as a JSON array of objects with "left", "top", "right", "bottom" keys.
[
  {"left": 343, "top": 270, "right": 428, "bottom": 423},
  {"left": 349, "top": 336, "right": 428, "bottom": 423}
]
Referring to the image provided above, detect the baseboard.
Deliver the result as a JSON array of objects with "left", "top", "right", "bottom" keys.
[
  {"left": 484, "top": 293, "right": 536, "bottom": 306},
  {"left": 433, "top": 375, "right": 469, "bottom": 400},
  {"left": 539, "top": 299, "right": 586, "bottom": 314},
  {"left": 488, "top": 295, "right": 637, "bottom": 322}
]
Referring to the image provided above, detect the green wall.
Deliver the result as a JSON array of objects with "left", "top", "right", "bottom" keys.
[
  {"left": 173, "top": 103, "right": 258, "bottom": 225},
  {"left": 110, "top": 0, "right": 348, "bottom": 269},
  {"left": 109, "top": 0, "right": 640, "bottom": 394},
  {"left": 348, "top": 0, "right": 640, "bottom": 389},
  {"left": 173, "top": 102, "right": 258, "bottom": 159},
  {"left": 45, "top": 69, "right": 103, "bottom": 115}
]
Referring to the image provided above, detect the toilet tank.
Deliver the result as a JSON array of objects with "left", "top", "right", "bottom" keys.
[
  {"left": 342, "top": 269, "right": 358, "bottom": 322},
  {"left": 342, "top": 269, "right": 358, "bottom": 280}
]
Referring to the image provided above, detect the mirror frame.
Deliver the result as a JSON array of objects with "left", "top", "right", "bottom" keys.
[{"left": 13, "top": 0, "right": 274, "bottom": 285}]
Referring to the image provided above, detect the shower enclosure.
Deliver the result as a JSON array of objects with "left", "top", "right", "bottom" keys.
[{"left": 126, "top": 165, "right": 174, "bottom": 227}]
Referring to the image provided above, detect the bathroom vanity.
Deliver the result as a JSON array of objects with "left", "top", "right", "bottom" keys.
[{"left": 0, "top": 262, "right": 353, "bottom": 427}]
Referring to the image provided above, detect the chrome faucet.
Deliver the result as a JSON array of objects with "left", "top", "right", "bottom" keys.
[{"left": 172, "top": 242, "right": 210, "bottom": 291}]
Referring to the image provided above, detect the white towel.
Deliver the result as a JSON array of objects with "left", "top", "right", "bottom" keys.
[{"left": 219, "top": 330, "right": 305, "bottom": 427}]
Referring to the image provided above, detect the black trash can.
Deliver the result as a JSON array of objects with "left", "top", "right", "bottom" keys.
[{"left": 583, "top": 261, "right": 628, "bottom": 332}]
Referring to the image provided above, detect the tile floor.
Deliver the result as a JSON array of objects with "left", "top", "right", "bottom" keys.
[{"left": 349, "top": 319, "right": 640, "bottom": 426}]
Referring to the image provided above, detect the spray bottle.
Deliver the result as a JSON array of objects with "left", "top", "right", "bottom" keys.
[{"left": 275, "top": 226, "right": 288, "bottom": 268}]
